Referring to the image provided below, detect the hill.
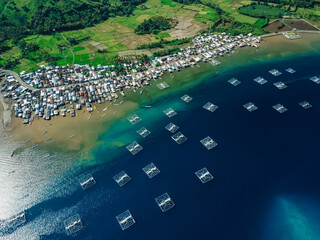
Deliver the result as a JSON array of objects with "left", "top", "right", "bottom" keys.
[{"left": 0, "top": 0, "right": 146, "bottom": 41}]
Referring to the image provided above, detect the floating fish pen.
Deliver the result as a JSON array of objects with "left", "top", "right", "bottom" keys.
[
  {"left": 200, "top": 136, "right": 218, "bottom": 150},
  {"left": 165, "top": 123, "right": 179, "bottom": 133},
  {"left": 142, "top": 163, "right": 160, "bottom": 178},
  {"left": 116, "top": 210, "right": 135, "bottom": 230},
  {"left": 286, "top": 68, "right": 296, "bottom": 74},
  {"left": 127, "top": 114, "right": 141, "bottom": 125},
  {"left": 181, "top": 94, "right": 193, "bottom": 103},
  {"left": 203, "top": 102, "right": 218, "bottom": 112},
  {"left": 64, "top": 214, "right": 83, "bottom": 236},
  {"left": 274, "top": 81, "right": 287, "bottom": 89},
  {"left": 211, "top": 60, "right": 221, "bottom": 65},
  {"left": 254, "top": 77, "right": 267, "bottom": 85},
  {"left": 157, "top": 82, "right": 169, "bottom": 90},
  {"left": 228, "top": 78, "right": 241, "bottom": 86},
  {"left": 155, "top": 193, "right": 175, "bottom": 212},
  {"left": 78, "top": 173, "right": 96, "bottom": 190},
  {"left": 269, "top": 69, "right": 282, "bottom": 76},
  {"left": 163, "top": 108, "right": 177, "bottom": 118},
  {"left": 273, "top": 104, "right": 287, "bottom": 113},
  {"left": 310, "top": 76, "right": 320, "bottom": 84},
  {"left": 126, "top": 141, "right": 143, "bottom": 155},
  {"left": 299, "top": 101, "right": 312, "bottom": 109},
  {"left": 243, "top": 102, "right": 258, "bottom": 112},
  {"left": 171, "top": 132, "right": 188, "bottom": 144},
  {"left": 137, "top": 127, "right": 151, "bottom": 138},
  {"left": 7, "top": 211, "right": 26, "bottom": 228},
  {"left": 195, "top": 168, "right": 214, "bottom": 184},
  {"left": 113, "top": 171, "right": 131, "bottom": 187}
]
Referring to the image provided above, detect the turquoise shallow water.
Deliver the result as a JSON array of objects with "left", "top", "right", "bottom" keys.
[{"left": 1, "top": 44, "right": 320, "bottom": 239}]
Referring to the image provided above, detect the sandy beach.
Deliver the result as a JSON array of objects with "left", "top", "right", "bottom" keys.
[{"left": 3, "top": 32, "right": 320, "bottom": 153}]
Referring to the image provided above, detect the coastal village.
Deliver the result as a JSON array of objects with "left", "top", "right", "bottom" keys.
[{"left": 0, "top": 33, "right": 261, "bottom": 124}]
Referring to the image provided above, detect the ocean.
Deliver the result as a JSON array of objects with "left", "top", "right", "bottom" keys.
[{"left": 1, "top": 47, "right": 320, "bottom": 240}]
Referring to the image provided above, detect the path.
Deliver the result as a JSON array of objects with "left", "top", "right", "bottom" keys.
[
  {"left": 3, "top": 70, "right": 38, "bottom": 92},
  {"left": 61, "top": 33, "right": 75, "bottom": 65}
]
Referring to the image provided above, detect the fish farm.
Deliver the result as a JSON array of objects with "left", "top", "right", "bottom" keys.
[
  {"left": 116, "top": 210, "right": 136, "bottom": 231},
  {"left": 155, "top": 193, "right": 175, "bottom": 212},
  {"left": 113, "top": 171, "right": 131, "bottom": 187},
  {"left": 142, "top": 163, "right": 160, "bottom": 179},
  {"left": 200, "top": 136, "right": 218, "bottom": 150},
  {"left": 195, "top": 168, "right": 214, "bottom": 184}
]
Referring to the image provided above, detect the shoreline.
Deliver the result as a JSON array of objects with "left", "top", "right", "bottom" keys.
[
  {"left": 0, "top": 85, "right": 12, "bottom": 131},
  {"left": 5, "top": 32, "right": 320, "bottom": 153}
]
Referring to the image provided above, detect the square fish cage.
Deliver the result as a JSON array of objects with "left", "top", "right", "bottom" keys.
[
  {"left": 126, "top": 141, "right": 143, "bottom": 155},
  {"left": 269, "top": 69, "right": 282, "bottom": 76},
  {"left": 142, "top": 163, "right": 160, "bottom": 178},
  {"left": 200, "top": 136, "right": 218, "bottom": 150},
  {"left": 273, "top": 104, "right": 287, "bottom": 113},
  {"left": 155, "top": 193, "right": 175, "bottom": 212},
  {"left": 137, "top": 127, "right": 151, "bottom": 138},
  {"left": 243, "top": 102, "right": 258, "bottom": 112},
  {"left": 211, "top": 59, "right": 221, "bottom": 65},
  {"left": 286, "top": 68, "right": 296, "bottom": 74},
  {"left": 171, "top": 132, "right": 188, "bottom": 144},
  {"left": 78, "top": 173, "right": 96, "bottom": 191},
  {"left": 203, "top": 102, "right": 218, "bottom": 112},
  {"left": 127, "top": 114, "right": 141, "bottom": 125},
  {"left": 299, "top": 101, "right": 312, "bottom": 109},
  {"left": 157, "top": 82, "right": 169, "bottom": 90},
  {"left": 274, "top": 81, "right": 287, "bottom": 89},
  {"left": 228, "top": 78, "right": 241, "bottom": 86},
  {"left": 113, "top": 171, "right": 131, "bottom": 187},
  {"left": 116, "top": 210, "right": 135, "bottom": 231},
  {"left": 7, "top": 211, "right": 26, "bottom": 228},
  {"left": 64, "top": 214, "right": 83, "bottom": 236},
  {"left": 181, "top": 94, "right": 193, "bottom": 103},
  {"left": 254, "top": 77, "right": 268, "bottom": 85},
  {"left": 195, "top": 168, "right": 214, "bottom": 184},
  {"left": 165, "top": 122, "right": 179, "bottom": 133},
  {"left": 310, "top": 76, "right": 320, "bottom": 84},
  {"left": 163, "top": 108, "right": 177, "bottom": 118}
]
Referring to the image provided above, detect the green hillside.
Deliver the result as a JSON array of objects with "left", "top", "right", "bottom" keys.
[{"left": 0, "top": 0, "right": 146, "bottom": 41}]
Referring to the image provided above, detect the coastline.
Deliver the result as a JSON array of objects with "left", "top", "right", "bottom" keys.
[
  {"left": 0, "top": 88, "right": 12, "bottom": 131},
  {"left": 6, "top": 32, "right": 320, "bottom": 153}
]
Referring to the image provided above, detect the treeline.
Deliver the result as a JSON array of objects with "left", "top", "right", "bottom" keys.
[
  {"left": 153, "top": 47, "right": 181, "bottom": 57},
  {"left": 0, "top": 0, "right": 146, "bottom": 42},
  {"left": 212, "top": 18, "right": 269, "bottom": 36},
  {"left": 134, "top": 16, "right": 175, "bottom": 34},
  {"left": 136, "top": 38, "right": 191, "bottom": 49},
  {"left": 255, "top": 0, "right": 318, "bottom": 8},
  {"left": 172, "top": 0, "right": 200, "bottom": 3}
]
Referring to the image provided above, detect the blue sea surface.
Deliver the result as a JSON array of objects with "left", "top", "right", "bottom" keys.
[{"left": 2, "top": 52, "right": 320, "bottom": 240}]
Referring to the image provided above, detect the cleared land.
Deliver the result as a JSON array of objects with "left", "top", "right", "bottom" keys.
[
  {"left": 263, "top": 20, "right": 292, "bottom": 32},
  {"left": 283, "top": 19, "right": 320, "bottom": 31}
]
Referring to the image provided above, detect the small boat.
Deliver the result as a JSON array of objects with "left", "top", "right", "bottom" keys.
[
  {"left": 31, "top": 144, "right": 39, "bottom": 149},
  {"left": 143, "top": 106, "right": 152, "bottom": 108},
  {"left": 140, "top": 90, "right": 144, "bottom": 95},
  {"left": 45, "top": 138, "right": 52, "bottom": 142},
  {"left": 11, "top": 151, "right": 14, "bottom": 157}
]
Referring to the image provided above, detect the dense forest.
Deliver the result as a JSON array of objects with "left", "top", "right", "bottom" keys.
[
  {"left": 134, "top": 16, "right": 176, "bottom": 34},
  {"left": 0, "top": 0, "right": 146, "bottom": 41}
]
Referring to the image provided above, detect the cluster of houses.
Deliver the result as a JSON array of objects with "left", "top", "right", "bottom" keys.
[{"left": 0, "top": 33, "right": 261, "bottom": 124}]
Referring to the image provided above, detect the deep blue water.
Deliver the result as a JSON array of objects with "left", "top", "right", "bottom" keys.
[{"left": 3, "top": 52, "right": 320, "bottom": 240}]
